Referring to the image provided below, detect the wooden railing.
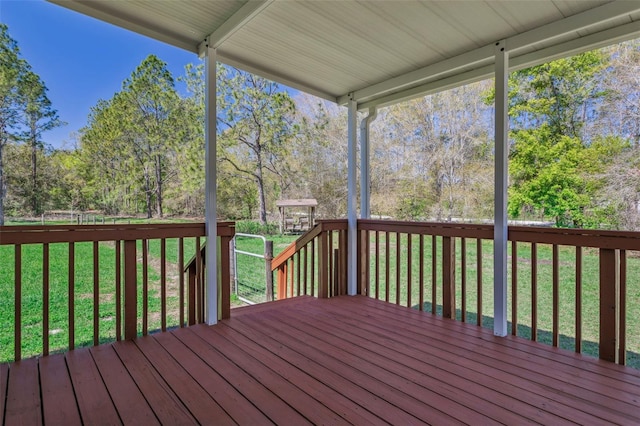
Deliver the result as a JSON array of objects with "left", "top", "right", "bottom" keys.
[
  {"left": 271, "top": 220, "right": 348, "bottom": 299},
  {"left": 272, "top": 218, "right": 637, "bottom": 366},
  {"left": 0, "top": 222, "right": 234, "bottom": 362}
]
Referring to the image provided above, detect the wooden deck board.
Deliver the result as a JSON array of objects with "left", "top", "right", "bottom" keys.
[
  {"left": 39, "top": 355, "right": 81, "bottom": 426},
  {"left": 89, "top": 344, "right": 159, "bottom": 425},
  {"left": 0, "top": 363, "right": 8, "bottom": 426},
  {"left": 2, "top": 295, "right": 640, "bottom": 425},
  {"left": 298, "top": 298, "right": 629, "bottom": 424},
  {"left": 4, "top": 358, "right": 41, "bottom": 426},
  {"left": 65, "top": 348, "right": 121, "bottom": 425},
  {"left": 339, "top": 296, "right": 640, "bottom": 414},
  {"left": 112, "top": 339, "right": 196, "bottom": 424}
]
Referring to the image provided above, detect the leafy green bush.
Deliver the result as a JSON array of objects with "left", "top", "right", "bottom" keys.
[{"left": 235, "top": 220, "right": 279, "bottom": 235}]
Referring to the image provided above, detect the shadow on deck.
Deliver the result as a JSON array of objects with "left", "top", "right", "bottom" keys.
[{"left": 3, "top": 296, "right": 640, "bottom": 424}]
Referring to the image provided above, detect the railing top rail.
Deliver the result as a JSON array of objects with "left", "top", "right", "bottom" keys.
[
  {"left": 357, "top": 219, "right": 640, "bottom": 250},
  {"left": 0, "top": 222, "right": 235, "bottom": 245},
  {"left": 271, "top": 222, "right": 328, "bottom": 270},
  {"left": 358, "top": 219, "right": 494, "bottom": 239}
]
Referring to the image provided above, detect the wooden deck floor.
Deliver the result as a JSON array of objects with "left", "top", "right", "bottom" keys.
[{"left": 2, "top": 296, "right": 640, "bottom": 425}]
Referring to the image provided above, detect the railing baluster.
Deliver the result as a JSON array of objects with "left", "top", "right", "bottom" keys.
[
  {"left": 575, "top": 246, "right": 582, "bottom": 353},
  {"left": 432, "top": 235, "right": 437, "bottom": 315},
  {"left": 43, "top": 243, "right": 49, "bottom": 356},
  {"left": 296, "top": 251, "right": 301, "bottom": 297},
  {"left": 442, "top": 236, "right": 455, "bottom": 319},
  {"left": 599, "top": 248, "right": 619, "bottom": 363},
  {"left": 161, "top": 239, "right": 167, "bottom": 331},
  {"left": 124, "top": 240, "right": 137, "bottom": 340},
  {"left": 328, "top": 231, "right": 334, "bottom": 297},
  {"left": 375, "top": 231, "right": 380, "bottom": 301},
  {"left": 512, "top": 241, "right": 517, "bottom": 336},
  {"left": 363, "top": 229, "right": 370, "bottom": 296},
  {"left": 619, "top": 249, "right": 626, "bottom": 365},
  {"left": 289, "top": 258, "right": 295, "bottom": 298},
  {"left": 419, "top": 235, "right": 424, "bottom": 312},
  {"left": 115, "top": 240, "right": 121, "bottom": 340},
  {"left": 385, "top": 232, "right": 390, "bottom": 303},
  {"left": 93, "top": 241, "right": 99, "bottom": 345},
  {"left": 69, "top": 242, "right": 75, "bottom": 351},
  {"left": 552, "top": 244, "right": 559, "bottom": 347},
  {"left": 461, "top": 238, "right": 466, "bottom": 321},
  {"left": 396, "top": 232, "right": 401, "bottom": 305},
  {"left": 477, "top": 238, "right": 482, "bottom": 327},
  {"left": 531, "top": 242, "right": 537, "bottom": 341},
  {"left": 178, "top": 238, "right": 184, "bottom": 327},
  {"left": 15, "top": 244, "right": 22, "bottom": 362},
  {"left": 310, "top": 239, "right": 316, "bottom": 297},
  {"left": 302, "top": 245, "right": 308, "bottom": 295},
  {"left": 407, "top": 234, "right": 412, "bottom": 308},
  {"left": 142, "top": 240, "right": 149, "bottom": 335}
]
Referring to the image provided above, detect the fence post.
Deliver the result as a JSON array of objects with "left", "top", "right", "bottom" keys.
[
  {"left": 265, "top": 241, "right": 274, "bottom": 301},
  {"left": 442, "top": 236, "right": 456, "bottom": 319},
  {"left": 123, "top": 240, "right": 137, "bottom": 340},
  {"left": 599, "top": 248, "right": 619, "bottom": 363}
]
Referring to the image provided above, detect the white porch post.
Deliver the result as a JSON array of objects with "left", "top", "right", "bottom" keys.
[
  {"left": 347, "top": 95, "right": 358, "bottom": 295},
  {"left": 494, "top": 40, "right": 509, "bottom": 336},
  {"left": 204, "top": 43, "right": 219, "bottom": 325},
  {"left": 360, "top": 107, "right": 377, "bottom": 219}
]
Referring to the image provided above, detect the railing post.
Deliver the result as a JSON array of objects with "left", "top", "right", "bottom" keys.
[
  {"left": 599, "top": 248, "right": 619, "bottom": 363},
  {"left": 265, "top": 241, "right": 274, "bottom": 302},
  {"left": 318, "top": 230, "right": 329, "bottom": 298},
  {"left": 123, "top": 239, "right": 137, "bottom": 340},
  {"left": 442, "top": 236, "right": 455, "bottom": 319},
  {"left": 358, "top": 228, "right": 368, "bottom": 295},
  {"left": 220, "top": 236, "right": 232, "bottom": 320}
]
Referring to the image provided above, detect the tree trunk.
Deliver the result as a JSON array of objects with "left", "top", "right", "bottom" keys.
[
  {"left": 256, "top": 154, "right": 267, "bottom": 225},
  {"left": 31, "top": 123, "right": 38, "bottom": 215},
  {"left": 144, "top": 169, "right": 152, "bottom": 219},
  {"left": 155, "top": 155, "right": 163, "bottom": 217}
]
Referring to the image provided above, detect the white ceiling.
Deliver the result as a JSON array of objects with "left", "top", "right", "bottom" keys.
[{"left": 48, "top": 0, "right": 640, "bottom": 110}]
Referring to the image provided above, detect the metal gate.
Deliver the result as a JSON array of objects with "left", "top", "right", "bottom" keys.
[{"left": 232, "top": 233, "right": 273, "bottom": 304}]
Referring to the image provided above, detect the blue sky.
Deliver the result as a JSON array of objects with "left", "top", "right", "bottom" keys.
[{"left": 1, "top": 0, "right": 199, "bottom": 149}]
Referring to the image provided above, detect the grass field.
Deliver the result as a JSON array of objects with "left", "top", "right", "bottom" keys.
[{"left": 1, "top": 227, "right": 638, "bottom": 369}]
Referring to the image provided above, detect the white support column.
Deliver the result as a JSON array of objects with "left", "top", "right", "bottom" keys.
[
  {"left": 347, "top": 95, "right": 358, "bottom": 295},
  {"left": 360, "top": 107, "right": 377, "bottom": 219},
  {"left": 204, "top": 43, "right": 219, "bottom": 325},
  {"left": 494, "top": 40, "right": 509, "bottom": 337}
]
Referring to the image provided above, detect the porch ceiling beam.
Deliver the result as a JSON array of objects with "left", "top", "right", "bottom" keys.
[
  {"left": 198, "top": 0, "right": 274, "bottom": 56},
  {"left": 358, "top": 18, "right": 640, "bottom": 111},
  {"left": 340, "top": 0, "right": 640, "bottom": 108}
]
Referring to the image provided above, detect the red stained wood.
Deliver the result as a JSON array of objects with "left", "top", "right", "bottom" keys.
[
  {"left": 124, "top": 239, "right": 137, "bottom": 339},
  {"left": 133, "top": 335, "right": 234, "bottom": 425},
  {"left": 39, "top": 355, "right": 81, "bottom": 425},
  {"left": 43, "top": 243, "right": 49, "bottom": 355},
  {"left": 90, "top": 344, "right": 159, "bottom": 425},
  {"left": 173, "top": 327, "right": 311, "bottom": 425},
  {"left": 5, "top": 358, "right": 41, "bottom": 425},
  {"left": 65, "top": 348, "right": 120, "bottom": 425},
  {"left": 112, "top": 340, "right": 196, "bottom": 424},
  {"left": 3, "top": 295, "right": 639, "bottom": 425},
  {"left": 14, "top": 244, "right": 21, "bottom": 362},
  {"left": 153, "top": 331, "right": 269, "bottom": 425},
  {"left": 0, "top": 364, "right": 8, "bottom": 425}
]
